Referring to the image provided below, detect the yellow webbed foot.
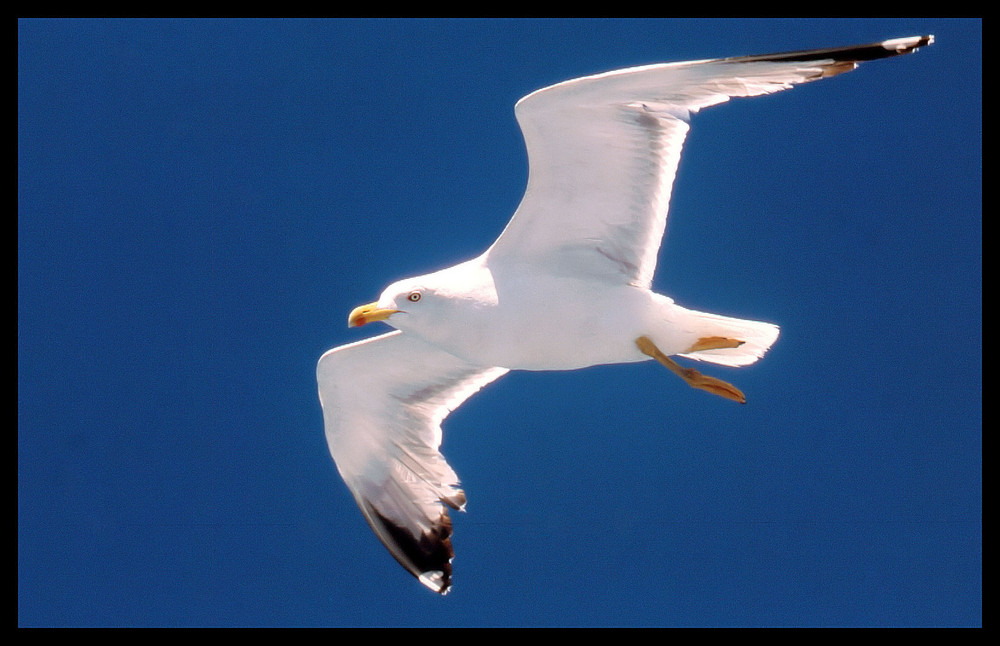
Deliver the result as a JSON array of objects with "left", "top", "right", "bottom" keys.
[{"left": 685, "top": 336, "right": 745, "bottom": 353}]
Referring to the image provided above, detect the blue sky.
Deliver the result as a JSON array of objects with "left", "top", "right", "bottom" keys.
[{"left": 18, "top": 18, "right": 980, "bottom": 627}]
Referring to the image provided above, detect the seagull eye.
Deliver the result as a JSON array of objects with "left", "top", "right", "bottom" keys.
[{"left": 407, "top": 291, "right": 421, "bottom": 302}]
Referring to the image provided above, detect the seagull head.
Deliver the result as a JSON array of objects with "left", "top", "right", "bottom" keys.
[
  {"left": 347, "top": 277, "right": 433, "bottom": 329},
  {"left": 347, "top": 259, "right": 497, "bottom": 336}
]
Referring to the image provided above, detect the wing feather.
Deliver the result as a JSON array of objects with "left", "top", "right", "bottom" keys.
[
  {"left": 316, "top": 330, "right": 507, "bottom": 594},
  {"left": 485, "top": 35, "right": 933, "bottom": 288}
]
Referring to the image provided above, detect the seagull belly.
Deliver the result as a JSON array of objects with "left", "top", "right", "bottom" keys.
[{"left": 441, "top": 276, "right": 660, "bottom": 371}]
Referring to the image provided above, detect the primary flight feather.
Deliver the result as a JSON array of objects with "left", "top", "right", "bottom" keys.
[{"left": 317, "top": 35, "right": 933, "bottom": 594}]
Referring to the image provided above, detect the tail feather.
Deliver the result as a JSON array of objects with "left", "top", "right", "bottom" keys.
[{"left": 677, "top": 309, "right": 780, "bottom": 367}]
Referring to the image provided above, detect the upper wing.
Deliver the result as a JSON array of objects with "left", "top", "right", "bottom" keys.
[
  {"left": 485, "top": 35, "right": 933, "bottom": 288},
  {"left": 316, "top": 330, "right": 507, "bottom": 594}
]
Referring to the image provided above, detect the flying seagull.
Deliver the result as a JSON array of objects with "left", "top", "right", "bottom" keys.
[{"left": 317, "top": 35, "right": 933, "bottom": 594}]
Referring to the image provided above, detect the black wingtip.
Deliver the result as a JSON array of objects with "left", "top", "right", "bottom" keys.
[
  {"left": 724, "top": 35, "right": 934, "bottom": 66},
  {"left": 367, "top": 506, "right": 456, "bottom": 594}
]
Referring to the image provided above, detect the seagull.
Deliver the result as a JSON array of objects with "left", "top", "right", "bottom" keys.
[{"left": 317, "top": 35, "right": 933, "bottom": 594}]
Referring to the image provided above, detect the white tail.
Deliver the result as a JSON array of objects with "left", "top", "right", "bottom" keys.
[{"left": 677, "top": 309, "right": 780, "bottom": 367}]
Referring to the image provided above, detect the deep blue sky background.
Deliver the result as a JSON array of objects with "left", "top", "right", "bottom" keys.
[{"left": 19, "top": 18, "right": 980, "bottom": 627}]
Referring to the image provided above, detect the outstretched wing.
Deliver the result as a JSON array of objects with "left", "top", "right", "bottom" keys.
[
  {"left": 485, "top": 35, "right": 933, "bottom": 288},
  {"left": 317, "top": 330, "right": 507, "bottom": 594}
]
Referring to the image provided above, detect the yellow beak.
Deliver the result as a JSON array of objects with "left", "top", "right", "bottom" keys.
[{"left": 347, "top": 302, "right": 399, "bottom": 328}]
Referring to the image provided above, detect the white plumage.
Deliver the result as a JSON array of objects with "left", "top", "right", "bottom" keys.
[{"left": 317, "top": 35, "right": 933, "bottom": 593}]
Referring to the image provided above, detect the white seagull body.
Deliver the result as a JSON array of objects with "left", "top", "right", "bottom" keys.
[{"left": 317, "top": 35, "right": 933, "bottom": 594}]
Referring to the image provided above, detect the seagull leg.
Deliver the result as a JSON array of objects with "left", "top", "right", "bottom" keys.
[{"left": 635, "top": 336, "right": 746, "bottom": 404}]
